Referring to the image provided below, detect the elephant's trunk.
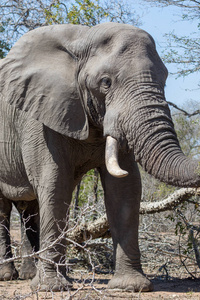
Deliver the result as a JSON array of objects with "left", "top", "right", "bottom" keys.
[
  {"left": 143, "top": 146, "right": 200, "bottom": 187},
  {"left": 131, "top": 87, "right": 200, "bottom": 187},
  {"left": 104, "top": 79, "right": 200, "bottom": 187},
  {"left": 135, "top": 124, "right": 200, "bottom": 187}
]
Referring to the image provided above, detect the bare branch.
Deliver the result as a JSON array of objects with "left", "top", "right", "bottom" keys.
[
  {"left": 140, "top": 188, "right": 200, "bottom": 214},
  {"left": 67, "top": 213, "right": 110, "bottom": 243},
  {"left": 168, "top": 101, "right": 200, "bottom": 117}
]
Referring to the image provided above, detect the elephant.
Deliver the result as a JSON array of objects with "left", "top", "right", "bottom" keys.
[{"left": 0, "top": 22, "right": 200, "bottom": 292}]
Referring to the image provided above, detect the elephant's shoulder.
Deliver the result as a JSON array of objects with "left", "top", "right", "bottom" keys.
[{"left": 0, "top": 95, "right": 29, "bottom": 129}]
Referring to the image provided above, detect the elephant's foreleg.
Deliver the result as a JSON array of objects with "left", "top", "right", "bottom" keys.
[
  {"left": 0, "top": 194, "right": 18, "bottom": 280},
  {"left": 30, "top": 188, "right": 73, "bottom": 292},
  {"left": 14, "top": 199, "right": 39, "bottom": 280},
  {"left": 99, "top": 152, "right": 153, "bottom": 292}
]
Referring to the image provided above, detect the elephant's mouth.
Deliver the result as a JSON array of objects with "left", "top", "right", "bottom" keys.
[{"left": 105, "top": 136, "right": 129, "bottom": 178}]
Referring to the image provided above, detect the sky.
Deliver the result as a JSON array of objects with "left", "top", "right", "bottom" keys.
[{"left": 131, "top": 1, "right": 199, "bottom": 108}]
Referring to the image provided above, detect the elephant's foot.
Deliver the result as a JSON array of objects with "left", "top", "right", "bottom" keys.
[
  {"left": 0, "top": 263, "right": 18, "bottom": 281},
  {"left": 19, "top": 258, "right": 37, "bottom": 280},
  {"left": 30, "top": 271, "right": 73, "bottom": 292},
  {"left": 108, "top": 269, "right": 153, "bottom": 292}
]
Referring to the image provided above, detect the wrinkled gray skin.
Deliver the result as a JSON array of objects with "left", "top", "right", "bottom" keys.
[{"left": 0, "top": 23, "right": 200, "bottom": 292}]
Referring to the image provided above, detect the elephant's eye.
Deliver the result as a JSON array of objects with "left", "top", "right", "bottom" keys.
[{"left": 101, "top": 77, "right": 112, "bottom": 89}]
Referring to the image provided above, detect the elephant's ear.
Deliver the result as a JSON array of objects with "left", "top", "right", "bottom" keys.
[{"left": 1, "top": 25, "right": 89, "bottom": 140}]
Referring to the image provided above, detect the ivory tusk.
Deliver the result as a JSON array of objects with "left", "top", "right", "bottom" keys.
[{"left": 105, "top": 136, "right": 129, "bottom": 178}]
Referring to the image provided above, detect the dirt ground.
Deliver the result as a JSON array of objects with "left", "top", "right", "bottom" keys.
[
  {"left": 1, "top": 221, "right": 200, "bottom": 299},
  {"left": 1, "top": 275, "right": 200, "bottom": 300}
]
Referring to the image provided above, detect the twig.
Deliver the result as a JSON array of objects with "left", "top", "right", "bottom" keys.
[
  {"left": 156, "top": 248, "right": 196, "bottom": 261},
  {"left": 168, "top": 101, "right": 200, "bottom": 117}
]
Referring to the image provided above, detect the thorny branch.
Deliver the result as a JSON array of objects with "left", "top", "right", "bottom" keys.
[{"left": 140, "top": 188, "right": 200, "bottom": 214}]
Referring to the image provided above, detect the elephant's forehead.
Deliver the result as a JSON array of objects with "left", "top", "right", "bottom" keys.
[
  {"left": 91, "top": 29, "right": 155, "bottom": 61},
  {"left": 86, "top": 32, "right": 158, "bottom": 77},
  {"left": 115, "top": 31, "right": 155, "bottom": 55}
]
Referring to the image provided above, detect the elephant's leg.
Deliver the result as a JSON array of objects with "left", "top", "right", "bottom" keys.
[
  {"left": 99, "top": 152, "right": 153, "bottom": 292},
  {"left": 30, "top": 188, "right": 73, "bottom": 292},
  {"left": 0, "top": 194, "right": 18, "bottom": 280},
  {"left": 14, "top": 200, "right": 39, "bottom": 280}
]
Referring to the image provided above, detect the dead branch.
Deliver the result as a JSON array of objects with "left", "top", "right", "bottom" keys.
[
  {"left": 140, "top": 188, "right": 200, "bottom": 214},
  {"left": 67, "top": 214, "right": 110, "bottom": 244},
  {"left": 67, "top": 188, "right": 200, "bottom": 243}
]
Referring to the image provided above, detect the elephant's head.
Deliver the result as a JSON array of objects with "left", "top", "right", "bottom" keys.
[{"left": 1, "top": 23, "right": 200, "bottom": 187}]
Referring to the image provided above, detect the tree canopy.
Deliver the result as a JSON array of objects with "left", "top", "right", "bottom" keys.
[
  {"left": 145, "top": 0, "right": 200, "bottom": 81},
  {"left": 0, "top": 0, "right": 139, "bottom": 58},
  {"left": 0, "top": 25, "right": 10, "bottom": 58}
]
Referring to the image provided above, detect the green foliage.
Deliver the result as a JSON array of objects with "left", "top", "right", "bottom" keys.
[
  {"left": 73, "top": 169, "right": 103, "bottom": 207},
  {"left": 175, "top": 220, "right": 186, "bottom": 236},
  {"left": 67, "top": 0, "right": 108, "bottom": 26},
  {"left": 44, "top": 0, "right": 108, "bottom": 26},
  {"left": 0, "top": 25, "right": 10, "bottom": 58},
  {"left": 44, "top": 0, "right": 139, "bottom": 27},
  {"left": 44, "top": 1, "right": 65, "bottom": 25}
]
